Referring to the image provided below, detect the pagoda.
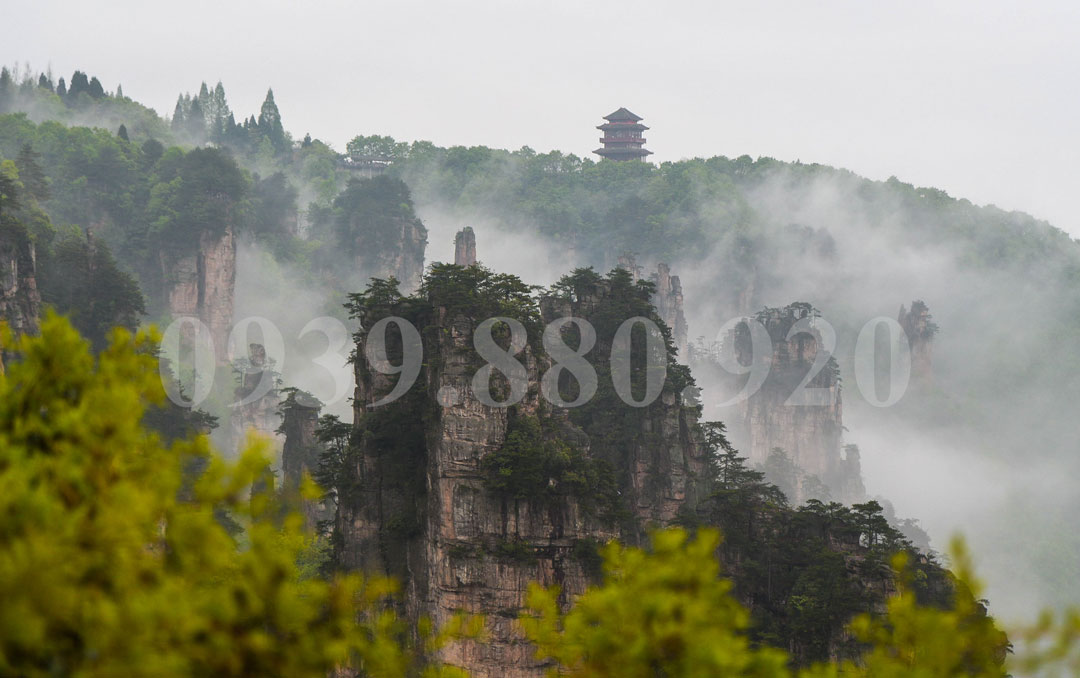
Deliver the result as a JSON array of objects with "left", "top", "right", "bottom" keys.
[{"left": 593, "top": 107, "right": 652, "bottom": 161}]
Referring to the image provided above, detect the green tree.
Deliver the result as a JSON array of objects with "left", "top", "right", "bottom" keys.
[
  {"left": 347, "top": 134, "right": 409, "bottom": 161},
  {"left": 256, "top": 88, "right": 287, "bottom": 153},
  {"left": 185, "top": 96, "right": 205, "bottom": 139},
  {"left": 88, "top": 76, "right": 105, "bottom": 99},
  {"left": 67, "top": 71, "right": 90, "bottom": 99},
  {"left": 147, "top": 146, "right": 248, "bottom": 252},
  {"left": 519, "top": 527, "right": 1033, "bottom": 677},
  {"left": 811, "top": 541, "right": 1011, "bottom": 678},
  {"left": 171, "top": 96, "right": 185, "bottom": 133},
  {"left": 519, "top": 528, "right": 790, "bottom": 677},
  {"left": 14, "top": 143, "right": 48, "bottom": 202},
  {"left": 38, "top": 232, "right": 145, "bottom": 351},
  {"left": 0, "top": 312, "right": 476, "bottom": 677}
]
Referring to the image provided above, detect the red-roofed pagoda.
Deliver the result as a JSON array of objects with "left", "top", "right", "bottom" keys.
[{"left": 593, "top": 107, "right": 652, "bottom": 161}]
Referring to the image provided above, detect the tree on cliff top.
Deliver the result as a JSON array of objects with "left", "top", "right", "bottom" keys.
[
  {"left": 147, "top": 146, "right": 248, "bottom": 251},
  {"left": 256, "top": 88, "right": 288, "bottom": 154},
  {"left": 521, "top": 528, "right": 1023, "bottom": 678}
]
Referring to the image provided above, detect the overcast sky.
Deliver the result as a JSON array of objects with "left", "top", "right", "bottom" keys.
[{"left": 4, "top": 0, "right": 1078, "bottom": 235}]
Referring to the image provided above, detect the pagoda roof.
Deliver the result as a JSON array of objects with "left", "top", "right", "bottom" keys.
[
  {"left": 603, "top": 107, "right": 643, "bottom": 122},
  {"left": 598, "top": 121, "right": 649, "bottom": 131}
]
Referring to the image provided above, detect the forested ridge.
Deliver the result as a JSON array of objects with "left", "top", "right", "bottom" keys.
[{"left": 1, "top": 65, "right": 1079, "bottom": 675}]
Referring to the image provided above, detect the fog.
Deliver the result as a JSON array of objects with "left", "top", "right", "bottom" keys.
[
  {"left": 390, "top": 157, "right": 1080, "bottom": 621},
  {"left": 676, "top": 168, "right": 1080, "bottom": 620},
  {"left": 230, "top": 242, "right": 356, "bottom": 421}
]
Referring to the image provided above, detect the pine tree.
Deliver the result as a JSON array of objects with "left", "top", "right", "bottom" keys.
[
  {"left": 0, "top": 68, "right": 11, "bottom": 113},
  {"left": 14, "top": 144, "right": 49, "bottom": 203},
  {"left": 55, "top": 77, "right": 66, "bottom": 97},
  {"left": 185, "top": 97, "right": 206, "bottom": 140},
  {"left": 37, "top": 73, "right": 53, "bottom": 92},
  {"left": 68, "top": 71, "right": 89, "bottom": 98},
  {"left": 117, "top": 124, "right": 129, "bottom": 142},
  {"left": 115, "top": 83, "right": 124, "bottom": 99},
  {"left": 257, "top": 88, "right": 287, "bottom": 153},
  {"left": 171, "top": 96, "right": 185, "bottom": 133},
  {"left": 88, "top": 76, "right": 105, "bottom": 99},
  {"left": 201, "top": 81, "right": 231, "bottom": 143}
]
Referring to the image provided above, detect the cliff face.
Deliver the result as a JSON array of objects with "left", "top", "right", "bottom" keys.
[
  {"left": 649, "top": 263, "right": 688, "bottom": 359},
  {"left": 355, "top": 217, "right": 427, "bottom": 293},
  {"left": 617, "top": 255, "right": 689, "bottom": 359},
  {"left": 734, "top": 303, "right": 862, "bottom": 503},
  {"left": 898, "top": 300, "right": 935, "bottom": 388},
  {"left": 160, "top": 226, "right": 236, "bottom": 364},
  {"left": 279, "top": 389, "right": 330, "bottom": 530},
  {"left": 454, "top": 227, "right": 477, "bottom": 266},
  {"left": 0, "top": 227, "right": 40, "bottom": 337},
  {"left": 339, "top": 277, "right": 705, "bottom": 678},
  {"left": 343, "top": 311, "right": 605, "bottom": 677},
  {"left": 228, "top": 342, "right": 283, "bottom": 456}
]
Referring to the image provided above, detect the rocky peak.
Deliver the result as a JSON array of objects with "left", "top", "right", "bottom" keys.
[
  {"left": 733, "top": 302, "right": 862, "bottom": 503},
  {"left": 618, "top": 254, "right": 689, "bottom": 359},
  {"left": 898, "top": 300, "right": 936, "bottom": 388},
  {"left": 278, "top": 388, "right": 329, "bottom": 530},
  {"left": 160, "top": 225, "right": 236, "bottom": 364},
  {"left": 0, "top": 226, "right": 40, "bottom": 339},
  {"left": 649, "top": 262, "right": 688, "bottom": 358},
  {"left": 454, "top": 227, "right": 477, "bottom": 266},
  {"left": 228, "top": 341, "right": 282, "bottom": 456},
  {"left": 337, "top": 267, "right": 705, "bottom": 676}
]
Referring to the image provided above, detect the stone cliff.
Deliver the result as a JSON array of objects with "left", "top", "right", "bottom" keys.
[
  {"left": 733, "top": 303, "right": 863, "bottom": 503},
  {"left": 898, "top": 300, "right": 936, "bottom": 389},
  {"left": 617, "top": 254, "right": 689, "bottom": 360},
  {"left": 337, "top": 269, "right": 705, "bottom": 677},
  {"left": 0, "top": 224, "right": 40, "bottom": 338},
  {"left": 159, "top": 226, "right": 236, "bottom": 364},
  {"left": 454, "top": 227, "right": 477, "bottom": 266},
  {"left": 278, "top": 388, "right": 331, "bottom": 530},
  {"left": 335, "top": 176, "right": 429, "bottom": 293},
  {"left": 228, "top": 342, "right": 283, "bottom": 456},
  {"left": 649, "top": 263, "right": 688, "bottom": 359},
  {"left": 306, "top": 268, "right": 961, "bottom": 674},
  {"left": 355, "top": 217, "right": 427, "bottom": 293}
]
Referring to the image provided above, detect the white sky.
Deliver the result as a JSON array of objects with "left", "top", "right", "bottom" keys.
[{"left": 4, "top": 0, "right": 1079, "bottom": 235}]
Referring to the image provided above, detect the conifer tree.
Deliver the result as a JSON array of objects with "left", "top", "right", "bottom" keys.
[
  {"left": 115, "top": 83, "right": 124, "bottom": 99},
  {"left": 185, "top": 97, "right": 206, "bottom": 139},
  {"left": 203, "top": 81, "right": 231, "bottom": 142},
  {"left": 37, "top": 73, "right": 53, "bottom": 91},
  {"left": 117, "top": 124, "right": 129, "bottom": 142},
  {"left": 67, "top": 71, "right": 89, "bottom": 98},
  {"left": 0, "top": 68, "right": 13, "bottom": 112},
  {"left": 55, "top": 76, "right": 66, "bottom": 97},
  {"left": 14, "top": 144, "right": 49, "bottom": 203},
  {"left": 257, "top": 87, "right": 287, "bottom": 153},
  {"left": 171, "top": 96, "right": 188, "bottom": 133}
]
